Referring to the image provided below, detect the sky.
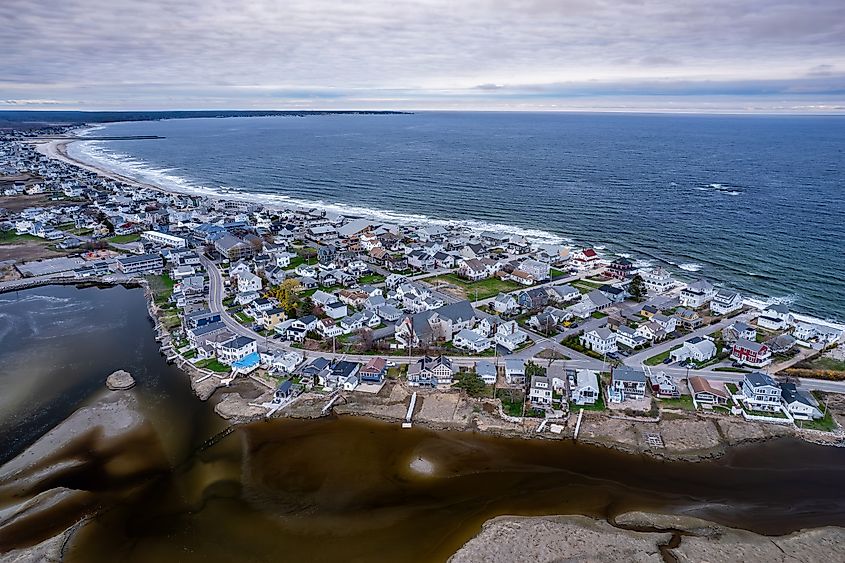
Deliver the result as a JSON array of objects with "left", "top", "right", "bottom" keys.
[{"left": 2, "top": 0, "right": 844, "bottom": 112}]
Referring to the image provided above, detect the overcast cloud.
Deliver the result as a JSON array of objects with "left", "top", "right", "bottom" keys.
[{"left": 2, "top": 0, "right": 844, "bottom": 111}]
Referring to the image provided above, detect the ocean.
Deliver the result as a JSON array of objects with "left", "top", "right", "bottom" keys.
[{"left": 68, "top": 112, "right": 845, "bottom": 319}]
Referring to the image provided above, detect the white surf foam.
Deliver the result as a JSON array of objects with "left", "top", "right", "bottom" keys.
[
  {"left": 678, "top": 263, "right": 703, "bottom": 272},
  {"left": 71, "top": 138, "right": 570, "bottom": 246}
]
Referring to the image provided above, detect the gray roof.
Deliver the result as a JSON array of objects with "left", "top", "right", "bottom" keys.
[
  {"left": 745, "top": 372, "right": 778, "bottom": 388},
  {"left": 613, "top": 366, "right": 646, "bottom": 383}
]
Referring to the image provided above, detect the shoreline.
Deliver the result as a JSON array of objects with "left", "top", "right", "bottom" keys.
[{"left": 32, "top": 130, "right": 844, "bottom": 325}]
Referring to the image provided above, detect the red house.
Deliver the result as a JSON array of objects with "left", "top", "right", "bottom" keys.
[{"left": 730, "top": 338, "right": 772, "bottom": 368}]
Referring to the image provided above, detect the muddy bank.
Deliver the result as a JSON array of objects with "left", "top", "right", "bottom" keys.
[
  {"left": 0, "top": 390, "right": 171, "bottom": 556},
  {"left": 450, "top": 512, "right": 845, "bottom": 563}
]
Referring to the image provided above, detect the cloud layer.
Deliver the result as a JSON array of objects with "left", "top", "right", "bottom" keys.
[{"left": 2, "top": 0, "right": 844, "bottom": 111}]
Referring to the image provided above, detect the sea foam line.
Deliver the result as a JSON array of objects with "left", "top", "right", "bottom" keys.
[{"left": 71, "top": 139, "right": 570, "bottom": 245}]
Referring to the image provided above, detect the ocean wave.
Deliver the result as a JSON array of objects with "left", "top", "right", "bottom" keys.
[
  {"left": 678, "top": 263, "right": 703, "bottom": 272},
  {"left": 71, "top": 139, "right": 570, "bottom": 246},
  {"left": 632, "top": 259, "right": 654, "bottom": 269},
  {"left": 699, "top": 182, "right": 743, "bottom": 196}
]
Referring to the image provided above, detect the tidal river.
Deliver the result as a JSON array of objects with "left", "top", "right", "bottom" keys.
[{"left": 2, "top": 285, "right": 845, "bottom": 562}]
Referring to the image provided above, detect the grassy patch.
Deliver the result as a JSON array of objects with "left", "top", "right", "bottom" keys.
[
  {"left": 591, "top": 311, "right": 607, "bottom": 319},
  {"left": 714, "top": 366, "right": 751, "bottom": 373},
  {"left": 183, "top": 349, "right": 197, "bottom": 359},
  {"left": 799, "top": 393, "right": 837, "bottom": 431},
  {"left": 107, "top": 233, "right": 141, "bottom": 244},
  {"left": 234, "top": 311, "right": 255, "bottom": 325},
  {"left": 283, "top": 256, "right": 307, "bottom": 270},
  {"left": 808, "top": 357, "right": 845, "bottom": 372},
  {"left": 644, "top": 345, "right": 682, "bottom": 366},
  {"left": 496, "top": 389, "right": 526, "bottom": 417},
  {"left": 550, "top": 268, "right": 565, "bottom": 278},
  {"left": 560, "top": 335, "right": 606, "bottom": 360},
  {"left": 427, "top": 273, "right": 522, "bottom": 301},
  {"left": 570, "top": 393, "right": 606, "bottom": 411},
  {"left": 0, "top": 231, "right": 42, "bottom": 244},
  {"left": 195, "top": 358, "right": 231, "bottom": 373},
  {"left": 358, "top": 273, "right": 386, "bottom": 285},
  {"left": 658, "top": 395, "right": 696, "bottom": 411},
  {"left": 146, "top": 274, "right": 176, "bottom": 304}
]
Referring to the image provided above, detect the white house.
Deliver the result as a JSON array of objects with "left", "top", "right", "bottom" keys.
[
  {"left": 710, "top": 289, "right": 743, "bottom": 316},
  {"left": 780, "top": 383, "right": 823, "bottom": 420},
  {"left": 757, "top": 303, "right": 790, "bottom": 331},
  {"left": 236, "top": 271, "right": 263, "bottom": 294},
  {"left": 216, "top": 336, "right": 257, "bottom": 365},
  {"left": 317, "top": 318, "right": 343, "bottom": 338},
  {"left": 570, "top": 369, "right": 600, "bottom": 406},
  {"left": 580, "top": 328, "right": 618, "bottom": 354},
  {"left": 669, "top": 336, "right": 717, "bottom": 363},
  {"left": 453, "top": 328, "right": 493, "bottom": 353},
  {"left": 519, "top": 259, "right": 550, "bottom": 282},
  {"left": 740, "top": 372, "right": 782, "bottom": 412},
  {"left": 529, "top": 375, "right": 553, "bottom": 407},
  {"left": 504, "top": 358, "right": 526, "bottom": 385},
  {"left": 615, "top": 325, "right": 648, "bottom": 349},
  {"left": 475, "top": 360, "right": 498, "bottom": 385},
  {"left": 492, "top": 292, "right": 519, "bottom": 315},
  {"left": 679, "top": 279, "right": 716, "bottom": 308},
  {"left": 641, "top": 268, "right": 676, "bottom": 293},
  {"left": 494, "top": 320, "right": 528, "bottom": 352}
]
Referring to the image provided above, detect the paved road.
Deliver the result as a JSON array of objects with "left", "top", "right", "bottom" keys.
[{"left": 623, "top": 312, "right": 756, "bottom": 366}]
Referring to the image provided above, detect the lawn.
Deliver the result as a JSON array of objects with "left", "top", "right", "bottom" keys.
[
  {"left": 427, "top": 273, "right": 522, "bottom": 301},
  {"left": 358, "top": 273, "right": 386, "bottom": 285},
  {"left": 234, "top": 311, "right": 255, "bottom": 325},
  {"left": 107, "top": 233, "right": 141, "bottom": 244},
  {"left": 591, "top": 311, "right": 608, "bottom": 319},
  {"left": 799, "top": 393, "right": 838, "bottom": 431},
  {"left": 550, "top": 268, "right": 565, "bottom": 279},
  {"left": 496, "top": 389, "right": 526, "bottom": 417},
  {"left": 725, "top": 382, "right": 739, "bottom": 395},
  {"left": 559, "top": 335, "right": 605, "bottom": 361},
  {"left": 195, "top": 358, "right": 231, "bottom": 373},
  {"left": 283, "top": 256, "right": 307, "bottom": 270},
  {"left": 644, "top": 345, "right": 682, "bottom": 366},
  {"left": 146, "top": 274, "right": 176, "bottom": 304},
  {"left": 571, "top": 393, "right": 606, "bottom": 412},
  {"left": 573, "top": 280, "right": 603, "bottom": 294},
  {"left": 0, "top": 231, "right": 42, "bottom": 244},
  {"left": 808, "top": 357, "right": 845, "bottom": 372},
  {"left": 658, "top": 395, "right": 696, "bottom": 411}
]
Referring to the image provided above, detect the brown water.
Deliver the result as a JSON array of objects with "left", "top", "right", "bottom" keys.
[{"left": 3, "top": 286, "right": 845, "bottom": 562}]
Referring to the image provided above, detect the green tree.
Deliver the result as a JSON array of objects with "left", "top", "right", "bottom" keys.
[
  {"left": 628, "top": 274, "right": 646, "bottom": 302},
  {"left": 453, "top": 371, "right": 486, "bottom": 398}
]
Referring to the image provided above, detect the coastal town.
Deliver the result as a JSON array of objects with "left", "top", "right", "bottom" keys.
[{"left": 3, "top": 129, "right": 845, "bottom": 451}]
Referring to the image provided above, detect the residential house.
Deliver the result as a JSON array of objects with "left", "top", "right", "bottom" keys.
[
  {"left": 325, "top": 301, "right": 349, "bottom": 320},
  {"left": 679, "top": 279, "right": 716, "bottom": 308},
  {"left": 674, "top": 307, "right": 702, "bottom": 329},
  {"left": 116, "top": 253, "right": 163, "bottom": 274},
  {"left": 585, "top": 290, "right": 612, "bottom": 311},
  {"left": 492, "top": 292, "right": 519, "bottom": 315},
  {"left": 580, "top": 327, "right": 618, "bottom": 354},
  {"left": 731, "top": 339, "right": 772, "bottom": 368},
  {"left": 475, "top": 360, "right": 498, "bottom": 385},
  {"left": 741, "top": 372, "right": 782, "bottom": 412},
  {"left": 519, "top": 259, "right": 550, "bottom": 282},
  {"left": 258, "top": 307, "right": 287, "bottom": 330},
  {"left": 780, "top": 383, "right": 823, "bottom": 420},
  {"left": 609, "top": 366, "right": 647, "bottom": 402},
  {"left": 459, "top": 258, "right": 492, "bottom": 281},
  {"left": 615, "top": 325, "right": 648, "bottom": 349},
  {"left": 235, "top": 271, "right": 262, "bottom": 294},
  {"left": 529, "top": 375, "right": 553, "bottom": 407},
  {"left": 724, "top": 321, "right": 756, "bottom": 343},
  {"left": 407, "top": 355, "right": 455, "bottom": 387},
  {"left": 646, "top": 370, "right": 680, "bottom": 399},
  {"left": 549, "top": 284, "right": 580, "bottom": 304},
  {"left": 606, "top": 257, "right": 633, "bottom": 280},
  {"left": 711, "top": 289, "right": 743, "bottom": 316},
  {"left": 651, "top": 313, "right": 678, "bottom": 334},
  {"left": 317, "top": 318, "right": 343, "bottom": 338},
  {"left": 670, "top": 336, "right": 717, "bottom": 364},
  {"left": 757, "top": 303, "right": 790, "bottom": 331},
  {"left": 359, "top": 357, "right": 387, "bottom": 384},
  {"left": 570, "top": 369, "right": 600, "bottom": 406},
  {"left": 217, "top": 336, "right": 257, "bottom": 365},
  {"left": 504, "top": 358, "right": 525, "bottom": 385},
  {"left": 517, "top": 288, "right": 549, "bottom": 311},
  {"left": 688, "top": 376, "right": 730, "bottom": 408},
  {"left": 453, "top": 328, "right": 493, "bottom": 353},
  {"left": 641, "top": 268, "right": 676, "bottom": 293},
  {"left": 495, "top": 320, "right": 528, "bottom": 352},
  {"left": 599, "top": 284, "right": 627, "bottom": 304}
]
